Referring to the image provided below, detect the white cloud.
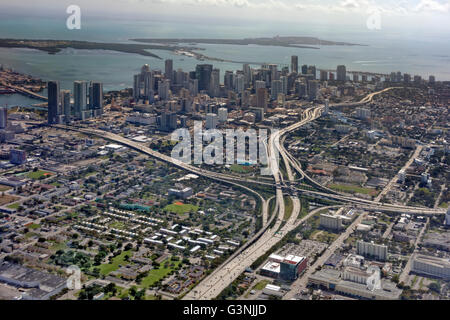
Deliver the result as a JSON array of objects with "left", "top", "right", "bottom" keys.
[
  {"left": 413, "top": 0, "right": 450, "bottom": 13},
  {"left": 340, "top": 0, "right": 361, "bottom": 9}
]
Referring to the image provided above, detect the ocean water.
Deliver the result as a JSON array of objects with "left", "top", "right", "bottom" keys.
[{"left": 0, "top": 16, "right": 449, "bottom": 106}]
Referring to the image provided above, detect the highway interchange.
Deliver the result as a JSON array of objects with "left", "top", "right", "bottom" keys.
[{"left": 52, "top": 87, "right": 445, "bottom": 300}]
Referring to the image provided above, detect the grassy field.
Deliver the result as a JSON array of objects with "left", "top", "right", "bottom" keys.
[
  {"left": 311, "top": 230, "right": 338, "bottom": 244},
  {"left": 28, "top": 223, "right": 41, "bottom": 230},
  {"left": 283, "top": 196, "right": 293, "bottom": 221},
  {"left": 49, "top": 240, "right": 67, "bottom": 251},
  {"left": 7, "top": 202, "right": 20, "bottom": 209},
  {"left": 109, "top": 221, "right": 126, "bottom": 230},
  {"left": 0, "top": 194, "right": 20, "bottom": 206},
  {"left": 252, "top": 280, "right": 270, "bottom": 291},
  {"left": 139, "top": 257, "right": 182, "bottom": 288},
  {"left": 328, "top": 183, "right": 378, "bottom": 196},
  {"left": 27, "top": 170, "right": 53, "bottom": 180},
  {"left": 97, "top": 250, "right": 132, "bottom": 276},
  {"left": 439, "top": 202, "right": 448, "bottom": 209},
  {"left": 229, "top": 164, "right": 253, "bottom": 174},
  {"left": 164, "top": 202, "right": 198, "bottom": 214}
]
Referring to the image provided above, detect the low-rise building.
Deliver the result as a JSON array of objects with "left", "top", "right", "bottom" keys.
[{"left": 411, "top": 254, "right": 450, "bottom": 280}]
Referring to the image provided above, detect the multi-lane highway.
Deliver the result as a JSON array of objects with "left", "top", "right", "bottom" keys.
[{"left": 51, "top": 86, "right": 445, "bottom": 300}]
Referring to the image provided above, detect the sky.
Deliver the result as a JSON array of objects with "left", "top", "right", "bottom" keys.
[{"left": 1, "top": 0, "right": 450, "bottom": 35}]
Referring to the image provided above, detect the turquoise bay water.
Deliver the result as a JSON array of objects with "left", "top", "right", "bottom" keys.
[{"left": 0, "top": 16, "right": 449, "bottom": 106}]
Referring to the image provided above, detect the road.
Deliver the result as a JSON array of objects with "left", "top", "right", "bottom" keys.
[
  {"left": 283, "top": 210, "right": 368, "bottom": 299},
  {"left": 374, "top": 145, "right": 423, "bottom": 203},
  {"left": 0, "top": 80, "right": 47, "bottom": 101},
  {"left": 399, "top": 217, "right": 429, "bottom": 284},
  {"left": 50, "top": 86, "right": 445, "bottom": 299}
]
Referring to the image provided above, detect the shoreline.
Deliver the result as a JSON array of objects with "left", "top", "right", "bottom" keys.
[{"left": 0, "top": 36, "right": 364, "bottom": 64}]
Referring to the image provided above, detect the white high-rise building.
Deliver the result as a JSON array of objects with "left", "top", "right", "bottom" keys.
[
  {"left": 357, "top": 241, "right": 388, "bottom": 261},
  {"left": 158, "top": 79, "right": 170, "bottom": 101},
  {"left": 206, "top": 113, "right": 218, "bottom": 130},
  {"left": 235, "top": 74, "right": 245, "bottom": 94},
  {"left": 143, "top": 71, "right": 154, "bottom": 101},
  {"left": 73, "top": 80, "right": 88, "bottom": 117},
  {"left": 255, "top": 80, "right": 266, "bottom": 90},
  {"left": 412, "top": 254, "right": 450, "bottom": 279},
  {"left": 320, "top": 213, "right": 342, "bottom": 231},
  {"left": 218, "top": 108, "right": 228, "bottom": 123},
  {"left": 398, "top": 169, "right": 406, "bottom": 184},
  {"left": 356, "top": 107, "right": 371, "bottom": 120},
  {"left": 243, "top": 64, "right": 251, "bottom": 86}
]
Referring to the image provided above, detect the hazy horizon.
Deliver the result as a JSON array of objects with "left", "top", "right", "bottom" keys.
[{"left": 1, "top": 0, "right": 450, "bottom": 39}]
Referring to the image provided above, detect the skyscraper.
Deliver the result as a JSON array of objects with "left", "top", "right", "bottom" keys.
[
  {"left": 280, "top": 76, "right": 288, "bottom": 95},
  {"left": 243, "top": 64, "right": 251, "bottom": 86},
  {"left": 206, "top": 113, "right": 218, "bottom": 130},
  {"left": 73, "top": 80, "right": 88, "bottom": 118},
  {"left": 90, "top": 82, "right": 103, "bottom": 116},
  {"left": 320, "top": 70, "right": 328, "bottom": 81},
  {"left": 133, "top": 74, "right": 141, "bottom": 100},
  {"left": 61, "top": 90, "right": 71, "bottom": 123},
  {"left": 210, "top": 68, "right": 220, "bottom": 97},
  {"left": 224, "top": 71, "right": 234, "bottom": 91},
  {"left": 337, "top": 65, "right": 347, "bottom": 81},
  {"left": 308, "top": 66, "right": 316, "bottom": 79},
  {"left": 165, "top": 59, "right": 173, "bottom": 82},
  {"left": 256, "top": 88, "right": 268, "bottom": 111},
  {"left": 47, "top": 80, "right": 60, "bottom": 124},
  {"left": 255, "top": 80, "right": 266, "bottom": 90},
  {"left": 307, "top": 80, "right": 319, "bottom": 101},
  {"left": 160, "top": 112, "right": 177, "bottom": 131},
  {"left": 188, "top": 78, "right": 198, "bottom": 96},
  {"left": 0, "top": 107, "right": 7, "bottom": 129},
  {"left": 414, "top": 75, "right": 422, "bottom": 84},
  {"left": 429, "top": 75, "right": 436, "bottom": 84},
  {"left": 301, "top": 64, "right": 308, "bottom": 75},
  {"left": 218, "top": 108, "right": 228, "bottom": 123},
  {"left": 291, "top": 56, "right": 298, "bottom": 73},
  {"left": 269, "top": 64, "right": 278, "bottom": 82},
  {"left": 143, "top": 71, "right": 154, "bottom": 101},
  {"left": 404, "top": 74, "right": 411, "bottom": 84},
  {"left": 235, "top": 74, "right": 245, "bottom": 94},
  {"left": 271, "top": 80, "right": 282, "bottom": 100},
  {"left": 196, "top": 64, "right": 213, "bottom": 92},
  {"left": 158, "top": 79, "right": 170, "bottom": 101}
]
